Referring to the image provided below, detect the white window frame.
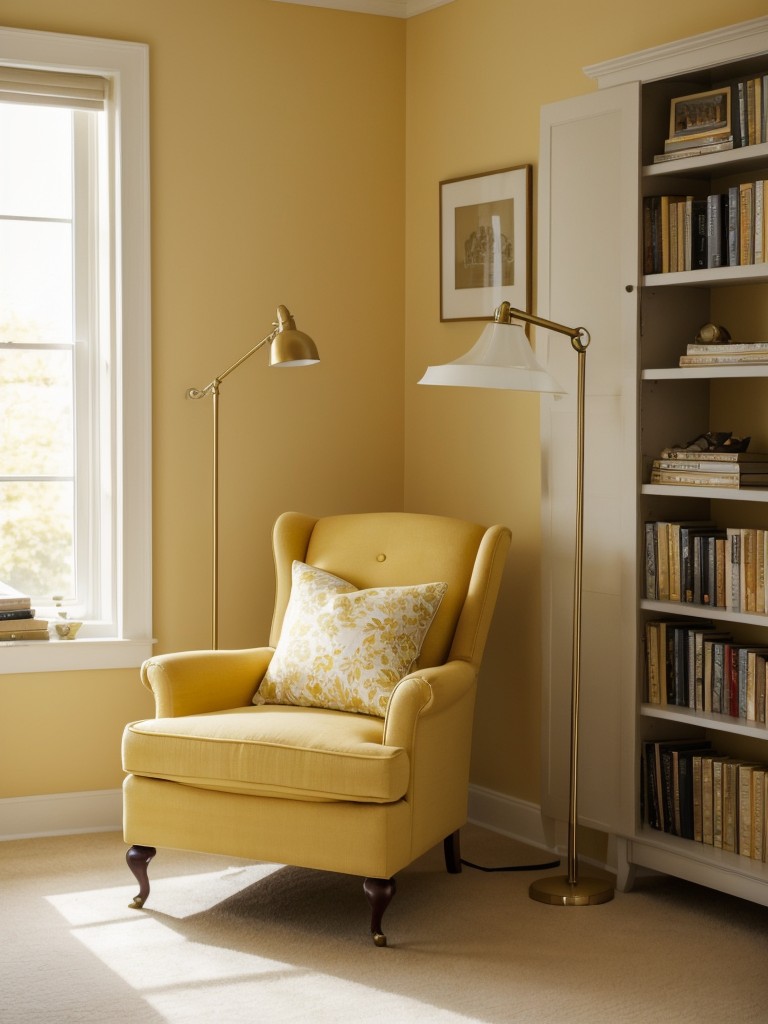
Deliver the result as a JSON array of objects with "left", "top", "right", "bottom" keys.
[{"left": 0, "top": 27, "right": 153, "bottom": 673}]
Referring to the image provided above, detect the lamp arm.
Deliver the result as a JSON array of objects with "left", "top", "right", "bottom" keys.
[
  {"left": 494, "top": 301, "right": 590, "bottom": 354},
  {"left": 186, "top": 327, "right": 278, "bottom": 400}
]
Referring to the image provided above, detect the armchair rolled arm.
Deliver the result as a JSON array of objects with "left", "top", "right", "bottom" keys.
[
  {"left": 141, "top": 647, "right": 274, "bottom": 718},
  {"left": 383, "top": 659, "right": 476, "bottom": 750}
]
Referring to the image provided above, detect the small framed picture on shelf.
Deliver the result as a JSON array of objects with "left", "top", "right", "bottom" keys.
[
  {"left": 668, "top": 87, "right": 731, "bottom": 143},
  {"left": 439, "top": 164, "right": 531, "bottom": 322}
]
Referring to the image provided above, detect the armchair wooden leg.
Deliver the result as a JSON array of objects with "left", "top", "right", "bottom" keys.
[
  {"left": 126, "top": 845, "right": 156, "bottom": 909},
  {"left": 363, "top": 876, "right": 396, "bottom": 947},
  {"left": 444, "top": 829, "right": 462, "bottom": 874}
]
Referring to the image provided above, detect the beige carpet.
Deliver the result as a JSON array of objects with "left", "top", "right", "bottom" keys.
[{"left": 3, "top": 824, "right": 768, "bottom": 1023}]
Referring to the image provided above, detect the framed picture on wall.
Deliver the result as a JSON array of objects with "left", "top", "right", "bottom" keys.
[{"left": 439, "top": 164, "right": 531, "bottom": 322}]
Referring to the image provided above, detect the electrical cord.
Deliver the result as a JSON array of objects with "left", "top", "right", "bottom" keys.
[{"left": 461, "top": 856, "right": 561, "bottom": 873}]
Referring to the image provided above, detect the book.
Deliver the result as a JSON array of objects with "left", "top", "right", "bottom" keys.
[
  {"left": 0, "top": 628, "right": 49, "bottom": 642},
  {"left": 722, "top": 759, "right": 738, "bottom": 851},
  {"left": 645, "top": 739, "right": 713, "bottom": 834},
  {"left": 644, "top": 522, "right": 658, "bottom": 600},
  {"left": 653, "top": 140, "right": 734, "bottom": 162},
  {"left": 685, "top": 342, "right": 768, "bottom": 354},
  {"left": 653, "top": 458, "right": 768, "bottom": 473},
  {"left": 753, "top": 768, "right": 767, "bottom": 860},
  {"left": 0, "top": 582, "right": 32, "bottom": 612},
  {"left": 659, "top": 449, "right": 768, "bottom": 462},
  {"left": 707, "top": 192, "right": 728, "bottom": 268},
  {"left": 0, "top": 608, "right": 35, "bottom": 621},
  {"left": 650, "top": 469, "right": 768, "bottom": 488},
  {"left": 680, "top": 352, "right": 768, "bottom": 365},
  {"left": 678, "top": 748, "right": 711, "bottom": 839},
  {"left": 0, "top": 614, "right": 48, "bottom": 642},
  {"left": 0, "top": 617, "right": 48, "bottom": 632}
]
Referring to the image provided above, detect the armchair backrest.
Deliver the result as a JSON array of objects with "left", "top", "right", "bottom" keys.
[{"left": 270, "top": 512, "right": 510, "bottom": 671}]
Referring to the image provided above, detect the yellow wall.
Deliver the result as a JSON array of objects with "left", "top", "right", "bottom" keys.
[
  {"left": 0, "top": 0, "right": 406, "bottom": 798},
  {"left": 1, "top": 0, "right": 766, "bottom": 804},
  {"left": 404, "top": 0, "right": 765, "bottom": 801}
]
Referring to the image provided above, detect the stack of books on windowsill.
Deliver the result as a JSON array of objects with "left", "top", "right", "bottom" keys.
[
  {"left": 679, "top": 341, "right": 768, "bottom": 366},
  {"left": 0, "top": 583, "right": 48, "bottom": 641},
  {"left": 651, "top": 449, "right": 768, "bottom": 489}
]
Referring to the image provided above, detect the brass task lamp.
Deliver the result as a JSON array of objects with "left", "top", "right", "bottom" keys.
[
  {"left": 419, "top": 300, "right": 614, "bottom": 907},
  {"left": 187, "top": 304, "right": 320, "bottom": 649}
]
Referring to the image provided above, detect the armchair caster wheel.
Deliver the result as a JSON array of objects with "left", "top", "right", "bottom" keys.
[{"left": 372, "top": 931, "right": 387, "bottom": 947}]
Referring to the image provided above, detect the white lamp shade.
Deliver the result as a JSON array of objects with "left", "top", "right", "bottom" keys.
[{"left": 419, "top": 321, "right": 565, "bottom": 394}]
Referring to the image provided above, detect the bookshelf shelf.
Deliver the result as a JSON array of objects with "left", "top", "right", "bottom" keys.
[
  {"left": 643, "top": 140, "right": 768, "bottom": 179},
  {"left": 621, "top": 828, "right": 768, "bottom": 905},
  {"left": 643, "top": 366, "right": 768, "bottom": 380},
  {"left": 644, "top": 264, "right": 768, "bottom": 287},
  {"left": 642, "top": 483, "right": 768, "bottom": 502},
  {"left": 641, "top": 702, "right": 768, "bottom": 740},
  {"left": 640, "top": 599, "right": 768, "bottom": 627},
  {"left": 539, "top": 16, "right": 768, "bottom": 911}
]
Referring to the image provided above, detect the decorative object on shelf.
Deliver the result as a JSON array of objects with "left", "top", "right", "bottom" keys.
[
  {"left": 664, "top": 431, "right": 751, "bottom": 454},
  {"left": 695, "top": 322, "right": 731, "bottom": 344},
  {"left": 439, "top": 166, "right": 530, "bottom": 321},
  {"left": 186, "top": 305, "right": 320, "bottom": 649},
  {"left": 51, "top": 596, "right": 82, "bottom": 640},
  {"left": 420, "top": 300, "right": 614, "bottom": 907},
  {"left": 668, "top": 88, "right": 732, "bottom": 147}
]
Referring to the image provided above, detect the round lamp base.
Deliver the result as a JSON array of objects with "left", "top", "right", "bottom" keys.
[{"left": 529, "top": 874, "right": 614, "bottom": 906}]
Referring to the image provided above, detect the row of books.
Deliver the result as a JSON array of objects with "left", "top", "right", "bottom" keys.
[
  {"left": 644, "top": 618, "right": 768, "bottom": 720},
  {"left": 730, "top": 72, "right": 768, "bottom": 149},
  {"left": 643, "top": 183, "right": 768, "bottom": 275},
  {"left": 678, "top": 340, "right": 768, "bottom": 367},
  {"left": 0, "top": 582, "right": 48, "bottom": 641},
  {"left": 644, "top": 520, "right": 768, "bottom": 613},
  {"left": 650, "top": 448, "right": 768, "bottom": 488},
  {"left": 643, "top": 739, "right": 768, "bottom": 861}
]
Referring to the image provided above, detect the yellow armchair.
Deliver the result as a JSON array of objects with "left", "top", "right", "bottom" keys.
[{"left": 122, "top": 511, "right": 510, "bottom": 945}]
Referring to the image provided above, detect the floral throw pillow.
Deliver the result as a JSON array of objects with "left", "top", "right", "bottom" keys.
[{"left": 254, "top": 561, "right": 447, "bottom": 716}]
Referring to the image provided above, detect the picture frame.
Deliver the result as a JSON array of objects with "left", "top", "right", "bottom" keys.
[
  {"left": 668, "top": 87, "right": 731, "bottom": 143},
  {"left": 439, "top": 164, "right": 531, "bottom": 322}
]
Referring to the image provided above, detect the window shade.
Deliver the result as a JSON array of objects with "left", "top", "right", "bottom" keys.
[{"left": 0, "top": 67, "right": 108, "bottom": 110}]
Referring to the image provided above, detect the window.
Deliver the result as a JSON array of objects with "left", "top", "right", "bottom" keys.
[{"left": 0, "top": 29, "right": 152, "bottom": 672}]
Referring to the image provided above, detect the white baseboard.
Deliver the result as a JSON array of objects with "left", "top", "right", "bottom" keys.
[
  {"left": 467, "top": 783, "right": 616, "bottom": 873},
  {"left": 0, "top": 789, "right": 122, "bottom": 840},
  {"left": 467, "top": 783, "right": 553, "bottom": 850}
]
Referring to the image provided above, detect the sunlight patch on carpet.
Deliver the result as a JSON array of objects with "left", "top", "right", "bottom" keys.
[{"left": 45, "top": 865, "right": 488, "bottom": 1024}]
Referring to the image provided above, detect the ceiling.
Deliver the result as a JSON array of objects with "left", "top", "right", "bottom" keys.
[{"left": 270, "top": 0, "right": 454, "bottom": 18}]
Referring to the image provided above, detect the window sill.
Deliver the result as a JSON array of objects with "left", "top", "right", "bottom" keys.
[{"left": 0, "top": 637, "right": 155, "bottom": 674}]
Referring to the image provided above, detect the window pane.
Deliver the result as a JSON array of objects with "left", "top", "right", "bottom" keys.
[
  {"left": 0, "top": 480, "right": 74, "bottom": 599},
  {"left": 0, "top": 349, "right": 73, "bottom": 477},
  {"left": 0, "top": 104, "right": 72, "bottom": 219},
  {"left": 0, "top": 220, "right": 73, "bottom": 344}
]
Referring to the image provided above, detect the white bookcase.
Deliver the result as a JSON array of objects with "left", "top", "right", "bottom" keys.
[{"left": 538, "top": 17, "right": 768, "bottom": 906}]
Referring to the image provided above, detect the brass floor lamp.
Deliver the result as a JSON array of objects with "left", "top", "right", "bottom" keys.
[
  {"left": 419, "top": 300, "right": 614, "bottom": 907},
  {"left": 187, "top": 304, "right": 319, "bottom": 649}
]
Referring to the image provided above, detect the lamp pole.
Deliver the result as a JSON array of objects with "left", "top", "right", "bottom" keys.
[
  {"left": 187, "top": 306, "right": 319, "bottom": 649},
  {"left": 419, "top": 300, "right": 613, "bottom": 906}
]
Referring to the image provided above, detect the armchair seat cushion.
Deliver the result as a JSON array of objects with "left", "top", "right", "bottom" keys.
[{"left": 122, "top": 704, "right": 409, "bottom": 804}]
